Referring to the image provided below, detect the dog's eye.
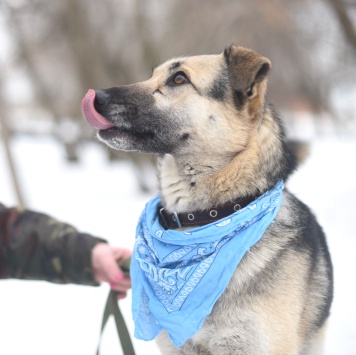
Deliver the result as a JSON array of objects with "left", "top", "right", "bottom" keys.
[{"left": 170, "top": 72, "right": 189, "bottom": 86}]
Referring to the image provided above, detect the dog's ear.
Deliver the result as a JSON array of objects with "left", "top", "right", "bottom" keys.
[{"left": 224, "top": 45, "right": 271, "bottom": 102}]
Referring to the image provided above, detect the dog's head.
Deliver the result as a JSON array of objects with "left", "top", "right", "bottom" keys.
[{"left": 82, "top": 45, "right": 271, "bottom": 158}]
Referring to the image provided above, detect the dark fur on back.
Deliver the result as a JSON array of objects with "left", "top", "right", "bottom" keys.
[{"left": 264, "top": 105, "right": 298, "bottom": 186}]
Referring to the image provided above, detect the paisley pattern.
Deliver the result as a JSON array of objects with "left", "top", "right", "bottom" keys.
[{"left": 131, "top": 181, "right": 284, "bottom": 347}]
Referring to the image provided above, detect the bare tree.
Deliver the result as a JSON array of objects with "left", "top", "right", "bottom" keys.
[
  {"left": 159, "top": 0, "right": 341, "bottom": 112},
  {"left": 4, "top": 0, "right": 344, "bottom": 117},
  {"left": 1, "top": 0, "right": 355, "bottom": 190},
  {"left": 326, "top": 0, "right": 356, "bottom": 55}
]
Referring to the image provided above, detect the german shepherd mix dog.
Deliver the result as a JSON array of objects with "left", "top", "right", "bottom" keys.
[{"left": 82, "top": 46, "right": 333, "bottom": 355}]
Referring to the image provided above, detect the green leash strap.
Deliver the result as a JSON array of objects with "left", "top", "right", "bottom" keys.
[{"left": 96, "top": 258, "right": 135, "bottom": 355}]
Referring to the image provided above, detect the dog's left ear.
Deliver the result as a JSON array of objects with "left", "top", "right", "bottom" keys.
[{"left": 224, "top": 45, "right": 271, "bottom": 101}]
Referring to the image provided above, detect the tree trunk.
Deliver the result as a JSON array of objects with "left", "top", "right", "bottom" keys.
[{"left": 327, "top": 0, "right": 356, "bottom": 56}]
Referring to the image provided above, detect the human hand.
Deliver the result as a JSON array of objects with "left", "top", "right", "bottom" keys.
[{"left": 91, "top": 243, "right": 132, "bottom": 299}]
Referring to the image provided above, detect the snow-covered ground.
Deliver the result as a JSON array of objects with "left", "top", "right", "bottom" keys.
[{"left": 0, "top": 134, "right": 355, "bottom": 355}]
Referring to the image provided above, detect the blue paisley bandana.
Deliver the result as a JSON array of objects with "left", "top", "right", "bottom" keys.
[{"left": 131, "top": 181, "right": 284, "bottom": 347}]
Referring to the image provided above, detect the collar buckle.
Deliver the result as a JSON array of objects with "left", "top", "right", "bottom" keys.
[
  {"left": 159, "top": 208, "right": 168, "bottom": 227},
  {"left": 159, "top": 208, "right": 183, "bottom": 228},
  {"left": 172, "top": 212, "right": 183, "bottom": 228}
]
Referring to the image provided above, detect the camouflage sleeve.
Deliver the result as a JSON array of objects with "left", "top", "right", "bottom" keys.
[{"left": 0, "top": 203, "right": 106, "bottom": 285}]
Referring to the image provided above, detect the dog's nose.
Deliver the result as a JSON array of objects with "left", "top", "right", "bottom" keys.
[{"left": 94, "top": 90, "right": 110, "bottom": 106}]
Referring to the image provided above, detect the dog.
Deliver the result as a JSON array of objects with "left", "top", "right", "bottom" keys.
[{"left": 82, "top": 45, "right": 333, "bottom": 355}]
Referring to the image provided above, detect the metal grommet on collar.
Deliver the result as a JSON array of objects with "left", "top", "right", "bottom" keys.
[
  {"left": 188, "top": 213, "right": 195, "bottom": 221},
  {"left": 209, "top": 210, "right": 218, "bottom": 218},
  {"left": 158, "top": 193, "right": 259, "bottom": 229}
]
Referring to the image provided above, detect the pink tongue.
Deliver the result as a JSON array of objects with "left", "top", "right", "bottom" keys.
[{"left": 81, "top": 89, "right": 114, "bottom": 130}]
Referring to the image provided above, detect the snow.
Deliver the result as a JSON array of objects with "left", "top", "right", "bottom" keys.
[{"left": 0, "top": 134, "right": 355, "bottom": 355}]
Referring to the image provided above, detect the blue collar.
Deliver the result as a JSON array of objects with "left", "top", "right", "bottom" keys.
[{"left": 131, "top": 181, "right": 284, "bottom": 347}]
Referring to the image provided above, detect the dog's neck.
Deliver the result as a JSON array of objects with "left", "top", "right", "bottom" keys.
[
  {"left": 158, "top": 109, "right": 285, "bottom": 213},
  {"left": 158, "top": 151, "right": 260, "bottom": 213}
]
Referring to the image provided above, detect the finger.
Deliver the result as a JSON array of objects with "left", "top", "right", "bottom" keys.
[
  {"left": 113, "top": 248, "right": 132, "bottom": 263},
  {"left": 110, "top": 279, "right": 132, "bottom": 291},
  {"left": 104, "top": 248, "right": 132, "bottom": 281},
  {"left": 116, "top": 292, "right": 127, "bottom": 300},
  {"left": 102, "top": 257, "right": 124, "bottom": 283},
  {"left": 110, "top": 283, "right": 131, "bottom": 293},
  {"left": 110, "top": 277, "right": 132, "bottom": 290}
]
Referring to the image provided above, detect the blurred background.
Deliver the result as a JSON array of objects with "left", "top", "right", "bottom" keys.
[
  {"left": 0, "top": 0, "right": 355, "bottom": 354},
  {"left": 1, "top": 0, "right": 356, "bottom": 182}
]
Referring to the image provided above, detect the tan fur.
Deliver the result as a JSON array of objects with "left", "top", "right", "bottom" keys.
[
  {"left": 155, "top": 51, "right": 329, "bottom": 354},
  {"left": 93, "top": 45, "right": 333, "bottom": 355}
]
